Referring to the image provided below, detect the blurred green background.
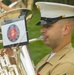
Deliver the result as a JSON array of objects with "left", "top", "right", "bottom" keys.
[
  {"left": 2, "top": 0, "right": 74, "bottom": 5},
  {"left": 0, "top": 0, "right": 74, "bottom": 65}
]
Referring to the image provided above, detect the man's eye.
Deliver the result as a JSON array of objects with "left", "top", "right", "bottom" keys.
[{"left": 43, "top": 25, "right": 52, "bottom": 28}]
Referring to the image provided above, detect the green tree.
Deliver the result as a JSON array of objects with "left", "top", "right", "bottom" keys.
[
  {"left": 49, "top": 0, "right": 74, "bottom": 5},
  {"left": 2, "top": 0, "right": 11, "bottom": 5},
  {"left": 34, "top": 0, "right": 74, "bottom": 5}
]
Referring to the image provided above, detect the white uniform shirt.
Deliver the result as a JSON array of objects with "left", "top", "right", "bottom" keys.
[{"left": 47, "top": 52, "right": 56, "bottom": 60}]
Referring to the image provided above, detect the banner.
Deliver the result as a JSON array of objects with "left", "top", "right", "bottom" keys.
[{"left": 1, "top": 17, "right": 28, "bottom": 47}]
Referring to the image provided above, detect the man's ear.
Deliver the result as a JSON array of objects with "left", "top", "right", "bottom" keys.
[{"left": 62, "top": 24, "right": 71, "bottom": 36}]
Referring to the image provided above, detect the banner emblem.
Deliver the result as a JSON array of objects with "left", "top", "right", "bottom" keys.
[{"left": 7, "top": 24, "right": 20, "bottom": 42}]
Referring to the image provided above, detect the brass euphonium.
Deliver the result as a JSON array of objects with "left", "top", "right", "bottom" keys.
[{"left": 0, "top": 8, "right": 37, "bottom": 75}]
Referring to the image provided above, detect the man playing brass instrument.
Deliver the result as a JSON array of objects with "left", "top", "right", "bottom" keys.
[
  {"left": 0, "top": 0, "right": 34, "bottom": 53},
  {"left": 9, "top": 0, "right": 34, "bottom": 10},
  {"left": 0, "top": 0, "right": 13, "bottom": 16},
  {"left": 0, "top": 0, "right": 35, "bottom": 75},
  {"left": 0, "top": 0, "right": 13, "bottom": 55},
  {"left": 35, "top": 2, "right": 74, "bottom": 75}
]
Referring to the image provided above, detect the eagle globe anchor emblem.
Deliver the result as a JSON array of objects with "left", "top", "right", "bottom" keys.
[{"left": 7, "top": 24, "right": 20, "bottom": 42}]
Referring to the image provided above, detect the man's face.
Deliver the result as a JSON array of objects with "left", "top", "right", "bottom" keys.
[{"left": 41, "top": 21, "right": 63, "bottom": 49}]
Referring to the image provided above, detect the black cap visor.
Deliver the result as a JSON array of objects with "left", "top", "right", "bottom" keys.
[{"left": 36, "top": 16, "right": 74, "bottom": 26}]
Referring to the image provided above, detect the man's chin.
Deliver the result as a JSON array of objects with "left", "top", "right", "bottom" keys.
[{"left": 44, "top": 42, "right": 50, "bottom": 46}]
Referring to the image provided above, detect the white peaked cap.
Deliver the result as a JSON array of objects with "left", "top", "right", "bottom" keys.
[
  {"left": 35, "top": 2, "right": 74, "bottom": 25},
  {"left": 35, "top": 2, "right": 74, "bottom": 18}
]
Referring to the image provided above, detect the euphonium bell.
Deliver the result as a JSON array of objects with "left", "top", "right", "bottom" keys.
[{"left": 0, "top": 8, "right": 37, "bottom": 75}]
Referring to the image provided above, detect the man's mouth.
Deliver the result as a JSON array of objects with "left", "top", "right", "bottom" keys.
[{"left": 42, "top": 35, "right": 48, "bottom": 41}]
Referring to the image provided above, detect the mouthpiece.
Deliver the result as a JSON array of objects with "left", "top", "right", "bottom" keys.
[{"left": 29, "top": 36, "right": 43, "bottom": 42}]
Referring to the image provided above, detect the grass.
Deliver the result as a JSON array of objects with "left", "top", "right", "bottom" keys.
[
  {"left": 0, "top": 7, "right": 74, "bottom": 66},
  {"left": 71, "top": 32, "right": 74, "bottom": 47}
]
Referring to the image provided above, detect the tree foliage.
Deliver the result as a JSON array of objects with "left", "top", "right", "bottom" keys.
[
  {"left": 2, "top": 0, "right": 74, "bottom": 6},
  {"left": 35, "top": 0, "right": 74, "bottom": 5},
  {"left": 2, "top": 0, "right": 11, "bottom": 5}
]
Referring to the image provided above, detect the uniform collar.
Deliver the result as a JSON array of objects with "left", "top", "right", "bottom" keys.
[{"left": 47, "top": 43, "right": 73, "bottom": 65}]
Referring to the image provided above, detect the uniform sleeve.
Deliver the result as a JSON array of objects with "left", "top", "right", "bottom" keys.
[{"left": 51, "top": 62, "right": 74, "bottom": 75}]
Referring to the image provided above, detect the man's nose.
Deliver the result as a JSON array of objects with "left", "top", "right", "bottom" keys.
[{"left": 40, "top": 27, "right": 47, "bottom": 34}]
